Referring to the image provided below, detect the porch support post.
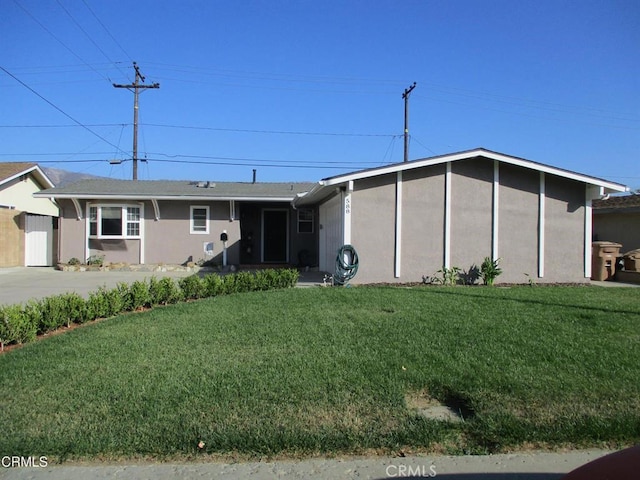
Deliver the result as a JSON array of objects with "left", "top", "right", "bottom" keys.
[
  {"left": 538, "top": 172, "right": 546, "bottom": 278},
  {"left": 394, "top": 171, "right": 403, "bottom": 278},
  {"left": 492, "top": 160, "right": 499, "bottom": 261},
  {"left": 444, "top": 161, "right": 452, "bottom": 269},
  {"left": 84, "top": 202, "right": 90, "bottom": 263},
  {"left": 229, "top": 200, "right": 235, "bottom": 221}
]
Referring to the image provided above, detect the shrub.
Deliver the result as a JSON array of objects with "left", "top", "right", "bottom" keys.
[
  {"left": 86, "top": 255, "right": 105, "bottom": 267},
  {"left": 67, "top": 257, "right": 81, "bottom": 266},
  {"left": 202, "top": 274, "right": 224, "bottom": 297},
  {"left": 86, "top": 288, "right": 112, "bottom": 321},
  {"left": 38, "top": 295, "right": 67, "bottom": 332},
  {"left": 128, "top": 280, "right": 151, "bottom": 310},
  {"left": 480, "top": 257, "right": 502, "bottom": 286},
  {"left": 148, "top": 277, "right": 183, "bottom": 305},
  {"left": 104, "top": 286, "right": 126, "bottom": 316},
  {"left": 60, "top": 292, "right": 88, "bottom": 325},
  {"left": 427, "top": 266, "right": 461, "bottom": 286},
  {"left": 179, "top": 275, "right": 206, "bottom": 300},
  {"left": 0, "top": 304, "right": 37, "bottom": 345}
]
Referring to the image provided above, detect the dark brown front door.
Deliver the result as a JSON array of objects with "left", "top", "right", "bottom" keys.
[{"left": 262, "top": 209, "right": 288, "bottom": 263}]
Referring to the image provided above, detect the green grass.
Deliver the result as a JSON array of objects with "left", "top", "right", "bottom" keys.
[{"left": 1, "top": 286, "right": 639, "bottom": 461}]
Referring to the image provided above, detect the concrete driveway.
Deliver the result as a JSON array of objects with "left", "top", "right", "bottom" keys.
[{"left": 0, "top": 267, "right": 194, "bottom": 306}]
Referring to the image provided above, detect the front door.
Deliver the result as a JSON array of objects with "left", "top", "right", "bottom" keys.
[{"left": 262, "top": 209, "right": 288, "bottom": 263}]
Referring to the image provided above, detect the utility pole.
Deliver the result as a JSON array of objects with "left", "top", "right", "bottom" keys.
[
  {"left": 402, "top": 82, "right": 416, "bottom": 163},
  {"left": 113, "top": 62, "right": 159, "bottom": 180}
]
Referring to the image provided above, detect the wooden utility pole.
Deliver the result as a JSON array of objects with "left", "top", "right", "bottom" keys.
[
  {"left": 113, "top": 62, "right": 159, "bottom": 180},
  {"left": 402, "top": 82, "right": 416, "bottom": 163}
]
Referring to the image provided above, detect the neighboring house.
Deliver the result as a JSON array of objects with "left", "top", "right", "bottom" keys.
[
  {"left": 592, "top": 193, "right": 640, "bottom": 253},
  {"left": 36, "top": 148, "right": 629, "bottom": 284},
  {"left": 293, "top": 148, "right": 628, "bottom": 284},
  {"left": 34, "top": 179, "right": 317, "bottom": 267},
  {"left": 0, "top": 163, "right": 59, "bottom": 267}
]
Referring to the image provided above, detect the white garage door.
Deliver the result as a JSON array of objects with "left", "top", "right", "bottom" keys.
[
  {"left": 319, "top": 194, "right": 343, "bottom": 273},
  {"left": 25, "top": 214, "right": 53, "bottom": 266}
]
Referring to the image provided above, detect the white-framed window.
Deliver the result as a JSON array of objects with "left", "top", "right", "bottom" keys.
[
  {"left": 190, "top": 205, "right": 210, "bottom": 234},
  {"left": 297, "top": 208, "right": 314, "bottom": 234},
  {"left": 87, "top": 204, "right": 142, "bottom": 239}
]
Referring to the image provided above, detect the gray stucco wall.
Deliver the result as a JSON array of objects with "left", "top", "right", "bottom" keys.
[
  {"left": 593, "top": 212, "right": 640, "bottom": 252},
  {"left": 400, "top": 164, "right": 445, "bottom": 280},
  {"left": 342, "top": 158, "right": 589, "bottom": 285},
  {"left": 544, "top": 176, "right": 586, "bottom": 282},
  {"left": 498, "top": 164, "right": 539, "bottom": 283},
  {"left": 58, "top": 199, "right": 85, "bottom": 263},
  {"left": 351, "top": 174, "right": 396, "bottom": 283},
  {"left": 450, "top": 159, "right": 493, "bottom": 274}
]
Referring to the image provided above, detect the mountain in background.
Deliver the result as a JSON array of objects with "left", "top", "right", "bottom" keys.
[{"left": 41, "top": 167, "right": 106, "bottom": 187}]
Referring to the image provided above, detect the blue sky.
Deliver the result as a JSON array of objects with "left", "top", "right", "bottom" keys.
[{"left": 1, "top": 0, "right": 638, "bottom": 189}]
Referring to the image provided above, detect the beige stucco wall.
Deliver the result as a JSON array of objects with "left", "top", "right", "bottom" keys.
[
  {"left": 498, "top": 164, "right": 539, "bottom": 283},
  {"left": 0, "top": 175, "right": 58, "bottom": 216},
  {"left": 351, "top": 175, "right": 396, "bottom": 283},
  {"left": 0, "top": 209, "right": 25, "bottom": 267},
  {"left": 400, "top": 164, "right": 446, "bottom": 280},
  {"left": 145, "top": 200, "right": 241, "bottom": 265}
]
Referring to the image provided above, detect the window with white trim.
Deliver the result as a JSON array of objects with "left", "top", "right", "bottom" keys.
[
  {"left": 87, "top": 204, "right": 142, "bottom": 239},
  {"left": 190, "top": 205, "right": 209, "bottom": 234},
  {"left": 297, "top": 208, "right": 314, "bottom": 233}
]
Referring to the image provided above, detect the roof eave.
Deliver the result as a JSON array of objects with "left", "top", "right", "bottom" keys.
[
  {"left": 0, "top": 165, "right": 55, "bottom": 189},
  {"left": 33, "top": 192, "right": 299, "bottom": 202}
]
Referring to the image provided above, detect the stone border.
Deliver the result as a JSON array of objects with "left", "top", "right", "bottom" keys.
[{"left": 56, "top": 263, "right": 209, "bottom": 273}]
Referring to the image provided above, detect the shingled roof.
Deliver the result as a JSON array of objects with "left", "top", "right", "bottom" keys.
[
  {"left": 593, "top": 194, "right": 640, "bottom": 210},
  {"left": 35, "top": 178, "right": 316, "bottom": 201},
  {"left": 0, "top": 162, "right": 55, "bottom": 188}
]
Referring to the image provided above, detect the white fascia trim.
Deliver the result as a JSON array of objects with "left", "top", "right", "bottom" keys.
[
  {"left": 584, "top": 185, "right": 601, "bottom": 278},
  {"left": 35, "top": 194, "right": 299, "bottom": 202},
  {"left": 394, "top": 171, "right": 402, "bottom": 278},
  {"left": 492, "top": 160, "right": 499, "bottom": 261},
  {"left": 444, "top": 162, "right": 452, "bottom": 269},
  {"left": 320, "top": 149, "right": 628, "bottom": 193},
  {"left": 538, "top": 173, "right": 545, "bottom": 278},
  {"left": 1, "top": 165, "right": 54, "bottom": 189}
]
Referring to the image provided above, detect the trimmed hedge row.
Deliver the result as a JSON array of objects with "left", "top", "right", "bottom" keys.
[{"left": 0, "top": 269, "right": 299, "bottom": 351}]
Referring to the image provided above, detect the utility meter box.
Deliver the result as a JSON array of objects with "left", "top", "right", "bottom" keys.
[{"left": 591, "top": 241, "right": 622, "bottom": 281}]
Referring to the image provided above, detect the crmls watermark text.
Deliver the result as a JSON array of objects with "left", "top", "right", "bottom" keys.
[
  {"left": 1, "top": 456, "right": 48, "bottom": 468},
  {"left": 386, "top": 464, "right": 437, "bottom": 477}
]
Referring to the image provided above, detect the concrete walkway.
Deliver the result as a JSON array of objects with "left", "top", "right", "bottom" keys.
[{"left": 0, "top": 450, "right": 612, "bottom": 479}]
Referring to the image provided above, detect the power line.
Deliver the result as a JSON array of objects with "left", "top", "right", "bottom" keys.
[
  {"left": 13, "top": 0, "right": 111, "bottom": 84},
  {"left": 0, "top": 66, "right": 128, "bottom": 155},
  {"left": 80, "top": 0, "right": 133, "bottom": 63},
  {"left": 54, "top": 0, "right": 129, "bottom": 81}
]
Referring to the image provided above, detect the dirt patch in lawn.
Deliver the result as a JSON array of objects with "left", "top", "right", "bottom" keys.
[{"left": 405, "top": 389, "right": 468, "bottom": 423}]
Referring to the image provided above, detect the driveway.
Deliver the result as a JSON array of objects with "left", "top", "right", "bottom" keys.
[{"left": 0, "top": 267, "right": 194, "bottom": 306}]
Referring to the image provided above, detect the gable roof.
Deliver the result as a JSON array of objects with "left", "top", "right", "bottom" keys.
[
  {"left": 34, "top": 178, "right": 316, "bottom": 202},
  {"left": 0, "top": 162, "right": 55, "bottom": 189},
  {"left": 294, "top": 148, "right": 629, "bottom": 206}
]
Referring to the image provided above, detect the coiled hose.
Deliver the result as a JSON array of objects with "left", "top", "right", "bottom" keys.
[{"left": 333, "top": 244, "right": 359, "bottom": 285}]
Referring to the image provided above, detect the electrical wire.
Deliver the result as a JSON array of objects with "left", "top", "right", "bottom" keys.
[
  {"left": 80, "top": 0, "right": 133, "bottom": 63},
  {"left": 0, "top": 66, "right": 128, "bottom": 155}
]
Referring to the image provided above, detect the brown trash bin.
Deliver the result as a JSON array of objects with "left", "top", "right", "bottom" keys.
[
  {"left": 591, "top": 241, "right": 622, "bottom": 281},
  {"left": 623, "top": 249, "right": 640, "bottom": 272}
]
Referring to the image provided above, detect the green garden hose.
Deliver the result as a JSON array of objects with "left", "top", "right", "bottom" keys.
[{"left": 333, "top": 244, "right": 359, "bottom": 285}]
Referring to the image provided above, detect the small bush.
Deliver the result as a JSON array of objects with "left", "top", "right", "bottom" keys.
[
  {"left": 148, "top": 277, "right": 183, "bottom": 305},
  {"left": 67, "top": 257, "right": 81, "bottom": 266},
  {"left": 480, "top": 257, "right": 502, "bottom": 286},
  {"left": 202, "top": 274, "right": 224, "bottom": 297},
  {"left": 128, "top": 280, "right": 151, "bottom": 310},
  {"left": 86, "top": 255, "right": 105, "bottom": 267},
  {"left": 38, "top": 295, "right": 67, "bottom": 332},
  {"left": 86, "top": 288, "right": 112, "bottom": 321},
  {"left": 0, "top": 304, "right": 37, "bottom": 345},
  {"left": 179, "top": 275, "right": 206, "bottom": 300},
  {"left": 60, "top": 292, "right": 88, "bottom": 325}
]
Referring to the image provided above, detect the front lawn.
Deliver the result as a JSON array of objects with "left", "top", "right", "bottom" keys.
[{"left": 0, "top": 286, "right": 638, "bottom": 461}]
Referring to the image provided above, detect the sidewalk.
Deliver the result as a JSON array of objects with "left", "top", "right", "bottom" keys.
[{"left": 0, "top": 450, "right": 611, "bottom": 479}]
